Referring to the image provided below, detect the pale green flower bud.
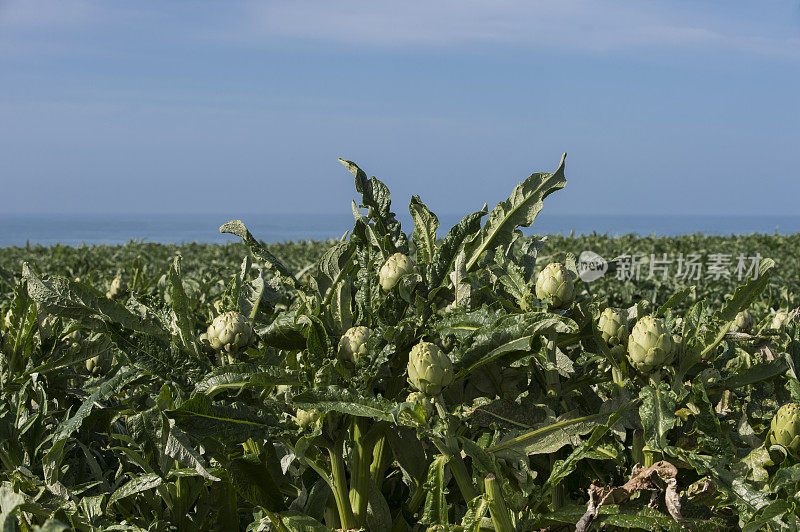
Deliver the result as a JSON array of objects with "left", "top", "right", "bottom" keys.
[
  {"left": 772, "top": 311, "right": 790, "bottom": 331},
  {"left": 598, "top": 308, "right": 629, "bottom": 348},
  {"left": 206, "top": 311, "right": 255, "bottom": 354},
  {"left": 407, "top": 341, "right": 454, "bottom": 395},
  {"left": 535, "top": 262, "right": 575, "bottom": 309},
  {"left": 106, "top": 276, "right": 127, "bottom": 300},
  {"left": 295, "top": 409, "right": 321, "bottom": 429},
  {"left": 379, "top": 253, "right": 414, "bottom": 292},
  {"left": 627, "top": 315, "right": 675, "bottom": 373},
  {"left": 405, "top": 391, "right": 435, "bottom": 420},
  {"left": 337, "top": 326, "right": 371, "bottom": 365},
  {"left": 731, "top": 310, "right": 754, "bottom": 333},
  {"left": 768, "top": 403, "right": 800, "bottom": 458}
]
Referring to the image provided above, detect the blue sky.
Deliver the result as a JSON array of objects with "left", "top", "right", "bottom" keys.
[{"left": 1, "top": 0, "right": 798, "bottom": 217}]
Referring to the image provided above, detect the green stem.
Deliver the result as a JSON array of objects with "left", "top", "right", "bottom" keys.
[
  {"left": 406, "top": 479, "right": 426, "bottom": 514},
  {"left": 544, "top": 333, "right": 560, "bottom": 404},
  {"left": 349, "top": 418, "right": 372, "bottom": 526},
  {"left": 631, "top": 429, "right": 645, "bottom": 466},
  {"left": 370, "top": 432, "right": 389, "bottom": 488},
  {"left": 544, "top": 333, "right": 565, "bottom": 510},
  {"left": 484, "top": 474, "right": 513, "bottom": 532},
  {"left": 325, "top": 441, "right": 357, "bottom": 530},
  {"left": 611, "top": 366, "right": 624, "bottom": 387},
  {"left": 432, "top": 437, "right": 477, "bottom": 503},
  {"left": 549, "top": 453, "right": 565, "bottom": 510},
  {"left": 324, "top": 497, "right": 340, "bottom": 530}
]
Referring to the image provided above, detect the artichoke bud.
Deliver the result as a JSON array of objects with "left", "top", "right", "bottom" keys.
[
  {"left": 597, "top": 308, "right": 629, "bottom": 348},
  {"left": 768, "top": 403, "right": 800, "bottom": 459},
  {"left": 206, "top": 311, "right": 255, "bottom": 355},
  {"left": 772, "top": 311, "right": 790, "bottom": 331},
  {"left": 407, "top": 341, "right": 454, "bottom": 396},
  {"left": 405, "top": 391, "right": 435, "bottom": 420},
  {"left": 626, "top": 315, "right": 675, "bottom": 373},
  {"left": 731, "top": 310, "right": 754, "bottom": 333},
  {"left": 535, "top": 262, "right": 575, "bottom": 309},
  {"left": 106, "top": 276, "right": 128, "bottom": 300},
  {"left": 85, "top": 354, "right": 109, "bottom": 376},
  {"left": 379, "top": 253, "right": 414, "bottom": 292},
  {"left": 337, "top": 326, "right": 371, "bottom": 365},
  {"left": 295, "top": 409, "right": 321, "bottom": 429}
]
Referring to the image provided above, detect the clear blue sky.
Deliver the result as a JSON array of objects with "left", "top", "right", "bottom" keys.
[{"left": 1, "top": 0, "right": 798, "bottom": 217}]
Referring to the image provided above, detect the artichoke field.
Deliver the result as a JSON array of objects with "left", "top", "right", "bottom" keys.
[{"left": 0, "top": 155, "right": 799, "bottom": 530}]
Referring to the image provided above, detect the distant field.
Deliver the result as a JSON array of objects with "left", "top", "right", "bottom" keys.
[{"left": 3, "top": 233, "right": 799, "bottom": 309}]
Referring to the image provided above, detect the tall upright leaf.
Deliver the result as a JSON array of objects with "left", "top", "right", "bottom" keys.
[{"left": 464, "top": 154, "right": 567, "bottom": 272}]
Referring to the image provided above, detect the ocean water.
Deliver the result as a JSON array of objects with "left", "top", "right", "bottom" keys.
[{"left": 1, "top": 213, "right": 800, "bottom": 248}]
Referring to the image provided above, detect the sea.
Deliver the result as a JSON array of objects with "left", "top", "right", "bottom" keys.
[{"left": 2, "top": 213, "right": 800, "bottom": 248}]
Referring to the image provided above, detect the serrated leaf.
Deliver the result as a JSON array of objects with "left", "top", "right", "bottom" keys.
[
  {"left": 409, "top": 195, "right": 439, "bottom": 266},
  {"left": 464, "top": 154, "right": 566, "bottom": 272}
]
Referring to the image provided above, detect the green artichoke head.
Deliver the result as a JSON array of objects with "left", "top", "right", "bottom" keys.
[
  {"left": 295, "top": 408, "right": 321, "bottom": 429},
  {"left": 768, "top": 403, "right": 800, "bottom": 458},
  {"left": 379, "top": 252, "right": 414, "bottom": 292},
  {"left": 405, "top": 391, "right": 435, "bottom": 420},
  {"left": 106, "top": 276, "right": 128, "bottom": 300},
  {"left": 206, "top": 311, "right": 255, "bottom": 354},
  {"left": 407, "top": 341, "right": 454, "bottom": 396},
  {"left": 627, "top": 315, "right": 675, "bottom": 373},
  {"left": 85, "top": 354, "right": 109, "bottom": 376},
  {"left": 598, "top": 308, "right": 629, "bottom": 348},
  {"left": 731, "top": 310, "right": 754, "bottom": 333},
  {"left": 535, "top": 262, "right": 575, "bottom": 309},
  {"left": 337, "top": 326, "right": 371, "bottom": 365},
  {"left": 772, "top": 311, "right": 790, "bottom": 331}
]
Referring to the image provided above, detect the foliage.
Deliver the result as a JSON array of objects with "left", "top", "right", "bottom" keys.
[{"left": 0, "top": 155, "right": 798, "bottom": 530}]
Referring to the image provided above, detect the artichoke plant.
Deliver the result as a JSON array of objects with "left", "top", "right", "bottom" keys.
[
  {"left": 627, "top": 315, "right": 675, "bottom": 373},
  {"left": 768, "top": 403, "right": 800, "bottom": 458},
  {"left": 206, "top": 311, "right": 255, "bottom": 356},
  {"left": 337, "top": 326, "right": 371, "bottom": 365},
  {"left": 106, "top": 276, "right": 127, "bottom": 300},
  {"left": 379, "top": 252, "right": 414, "bottom": 292},
  {"left": 407, "top": 341, "right": 454, "bottom": 396},
  {"left": 598, "top": 307, "right": 629, "bottom": 349},
  {"left": 535, "top": 262, "right": 575, "bottom": 309}
]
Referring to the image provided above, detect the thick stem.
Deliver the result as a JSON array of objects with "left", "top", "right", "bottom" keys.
[
  {"left": 432, "top": 437, "right": 477, "bottom": 503},
  {"left": 544, "top": 333, "right": 560, "bottom": 404},
  {"left": 349, "top": 418, "right": 372, "bottom": 526},
  {"left": 327, "top": 441, "right": 356, "bottom": 530},
  {"left": 611, "top": 366, "right": 624, "bottom": 386},
  {"left": 550, "top": 453, "right": 565, "bottom": 510},
  {"left": 324, "top": 496, "right": 340, "bottom": 530},
  {"left": 370, "top": 432, "right": 389, "bottom": 488},
  {"left": 631, "top": 429, "right": 645, "bottom": 466},
  {"left": 406, "top": 479, "right": 426, "bottom": 514},
  {"left": 484, "top": 474, "right": 514, "bottom": 532},
  {"left": 545, "top": 333, "right": 565, "bottom": 510}
]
